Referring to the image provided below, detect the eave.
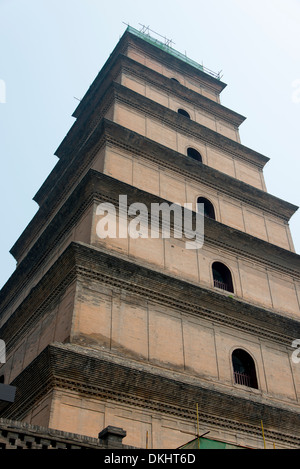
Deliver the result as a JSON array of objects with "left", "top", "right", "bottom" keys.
[
  {"left": 72, "top": 53, "right": 245, "bottom": 128},
  {"left": 34, "top": 119, "right": 297, "bottom": 221},
  {"left": 55, "top": 81, "right": 269, "bottom": 170},
  {"left": 1, "top": 241, "right": 300, "bottom": 355},
  {"left": 73, "top": 27, "right": 227, "bottom": 120},
  {"left": 2, "top": 341, "right": 300, "bottom": 447},
  {"left": 4, "top": 171, "right": 300, "bottom": 315}
]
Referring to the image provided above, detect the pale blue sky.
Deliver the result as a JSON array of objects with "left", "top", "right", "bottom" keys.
[{"left": 0, "top": 0, "right": 299, "bottom": 288}]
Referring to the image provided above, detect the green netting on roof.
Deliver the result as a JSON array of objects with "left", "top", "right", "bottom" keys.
[
  {"left": 179, "top": 437, "right": 246, "bottom": 450},
  {"left": 127, "top": 26, "right": 221, "bottom": 80}
]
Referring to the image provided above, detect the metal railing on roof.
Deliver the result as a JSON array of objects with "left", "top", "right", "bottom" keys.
[{"left": 125, "top": 24, "right": 222, "bottom": 81}]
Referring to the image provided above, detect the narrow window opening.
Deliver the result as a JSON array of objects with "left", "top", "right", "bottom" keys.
[
  {"left": 232, "top": 349, "right": 258, "bottom": 389},
  {"left": 197, "top": 197, "right": 215, "bottom": 219},
  {"left": 212, "top": 261, "right": 234, "bottom": 292},
  {"left": 177, "top": 108, "right": 190, "bottom": 118},
  {"left": 187, "top": 147, "right": 202, "bottom": 163}
]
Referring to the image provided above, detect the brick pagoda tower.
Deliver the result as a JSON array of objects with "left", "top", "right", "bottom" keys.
[{"left": 0, "top": 26, "right": 300, "bottom": 449}]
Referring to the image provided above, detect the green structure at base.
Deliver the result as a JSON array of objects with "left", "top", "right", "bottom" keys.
[{"left": 180, "top": 437, "right": 247, "bottom": 449}]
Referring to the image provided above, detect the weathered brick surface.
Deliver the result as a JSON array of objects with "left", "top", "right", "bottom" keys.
[{"left": 1, "top": 343, "right": 300, "bottom": 448}]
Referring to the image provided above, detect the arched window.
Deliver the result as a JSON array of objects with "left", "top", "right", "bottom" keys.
[
  {"left": 197, "top": 197, "right": 215, "bottom": 219},
  {"left": 212, "top": 262, "right": 234, "bottom": 292},
  {"left": 187, "top": 147, "right": 202, "bottom": 163},
  {"left": 232, "top": 349, "right": 258, "bottom": 389},
  {"left": 170, "top": 77, "right": 180, "bottom": 84},
  {"left": 177, "top": 108, "right": 190, "bottom": 118}
]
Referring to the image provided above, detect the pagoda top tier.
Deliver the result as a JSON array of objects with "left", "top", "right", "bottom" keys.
[
  {"left": 72, "top": 25, "right": 227, "bottom": 120},
  {"left": 126, "top": 25, "right": 222, "bottom": 81}
]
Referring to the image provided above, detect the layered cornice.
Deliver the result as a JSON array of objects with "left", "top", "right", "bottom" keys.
[
  {"left": 1, "top": 170, "right": 300, "bottom": 339},
  {"left": 2, "top": 342, "right": 300, "bottom": 448},
  {"left": 120, "top": 55, "right": 246, "bottom": 126},
  {"left": 8, "top": 167, "right": 300, "bottom": 279},
  {"left": 72, "top": 53, "right": 246, "bottom": 128},
  {"left": 56, "top": 82, "right": 269, "bottom": 170},
  {"left": 1, "top": 240, "right": 300, "bottom": 450},
  {"left": 35, "top": 119, "right": 296, "bottom": 220},
  {"left": 73, "top": 27, "right": 228, "bottom": 122},
  {"left": 2, "top": 240, "right": 300, "bottom": 353}
]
